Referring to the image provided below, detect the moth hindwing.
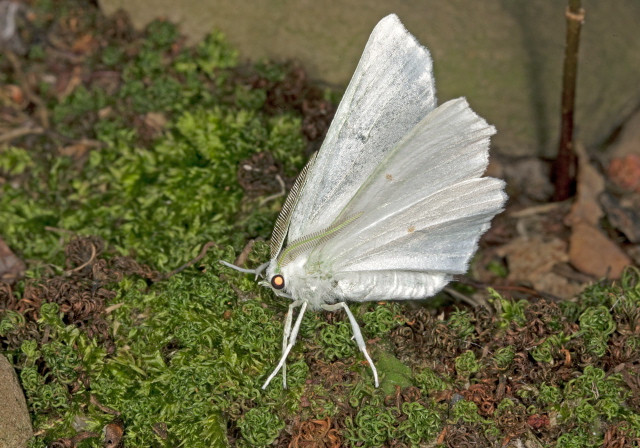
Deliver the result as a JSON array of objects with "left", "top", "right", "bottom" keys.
[
  {"left": 277, "top": 212, "right": 364, "bottom": 269},
  {"left": 270, "top": 152, "right": 318, "bottom": 260}
]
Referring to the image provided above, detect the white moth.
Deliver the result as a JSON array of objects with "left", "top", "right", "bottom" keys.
[{"left": 222, "top": 14, "right": 507, "bottom": 389}]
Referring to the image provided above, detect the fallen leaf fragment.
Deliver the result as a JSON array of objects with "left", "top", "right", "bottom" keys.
[
  {"left": 143, "top": 112, "right": 167, "bottom": 134},
  {"left": 0, "top": 238, "right": 25, "bottom": 284},
  {"left": 59, "top": 142, "right": 90, "bottom": 160},
  {"left": 565, "top": 144, "right": 632, "bottom": 279},
  {"left": 565, "top": 143, "right": 604, "bottom": 227},
  {"left": 496, "top": 235, "right": 584, "bottom": 298},
  {"left": 103, "top": 419, "right": 124, "bottom": 448},
  {"left": 71, "top": 33, "right": 98, "bottom": 54},
  {"left": 569, "top": 222, "right": 631, "bottom": 279}
]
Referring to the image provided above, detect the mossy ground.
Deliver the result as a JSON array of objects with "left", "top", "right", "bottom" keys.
[{"left": 1, "top": 2, "right": 639, "bottom": 447}]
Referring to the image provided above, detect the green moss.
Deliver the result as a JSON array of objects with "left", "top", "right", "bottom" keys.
[
  {"left": 629, "top": 414, "right": 640, "bottom": 437},
  {"left": 0, "top": 105, "right": 304, "bottom": 269},
  {"left": 450, "top": 400, "right": 483, "bottom": 424},
  {"left": 122, "top": 76, "right": 186, "bottom": 114},
  {"left": 538, "top": 383, "right": 562, "bottom": 406},
  {"left": 596, "top": 397, "right": 621, "bottom": 421},
  {"left": 414, "top": 368, "right": 448, "bottom": 394},
  {"left": 493, "top": 345, "right": 515, "bottom": 370},
  {"left": 575, "top": 400, "right": 598, "bottom": 424},
  {"left": 145, "top": 20, "right": 181, "bottom": 51},
  {"left": 488, "top": 288, "right": 527, "bottom": 327},
  {"left": 398, "top": 401, "right": 442, "bottom": 445},
  {"left": 531, "top": 334, "right": 567, "bottom": 363},
  {"left": 454, "top": 350, "right": 479, "bottom": 376},
  {"left": 361, "top": 302, "right": 402, "bottom": 337},
  {"left": 375, "top": 350, "right": 413, "bottom": 394},
  {"left": 564, "top": 366, "right": 627, "bottom": 404},
  {"left": 486, "top": 259, "right": 508, "bottom": 278},
  {"left": 447, "top": 309, "right": 475, "bottom": 340},
  {"left": 194, "top": 31, "right": 239, "bottom": 75},
  {"left": 0, "top": 146, "right": 35, "bottom": 175},
  {"left": 81, "top": 265, "right": 302, "bottom": 447},
  {"left": 237, "top": 407, "right": 284, "bottom": 447},
  {"left": 319, "top": 319, "right": 358, "bottom": 361},
  {"left": 344, "top": 404, "right": 396, "bottom": 447},
  {"left": 555, "top": 428, "right": 597, "bottom": 448},
  {"left": 100, "top": 45, "right": 125, "bottom": 67},
  {"left": 578, "top": 306, "right": 616, "bottom": 357}
]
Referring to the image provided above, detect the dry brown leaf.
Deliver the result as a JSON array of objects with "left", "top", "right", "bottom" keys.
[
  {"left": 564, "top": 143, "right": 632, "bottom": 279},
  {"left": 72, "top": 33, "right": 98, "bottom": 54},
  {"left": 143, "top": 112, "right": 167, "bottom": 133},
  {"left": 103, "top": 419, "right": 124, "bottom": 448},
  {"left": 98, "top": 106, "right": 113, "bottom": 119},
  {"left": 0, "top": 238, "right": 25, "bottom": 284},
  {"left": 59, "top": 142, "right": 90, "bottom": 160},
  {"left": 565, "top": 143, "right": 604, "bottom": 227},
  {"left": 56, "top": 66, "right": 84, "bottom": 100},
  {"left": 2, "top": 84, "right": 25, "bottom": 105},
  {"left": 569, "top": 222, "right": 632, "bottom": 279},
  {"left": 496, "top": 236, "right": 584, "bottom": 298}
]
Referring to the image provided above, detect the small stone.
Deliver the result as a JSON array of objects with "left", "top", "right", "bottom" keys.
[
  {"left": 600, "top": 192, "right": 640, "bottom": 243},
  {"left": 0, "top": 354, "right": 33, "bottom": 448}
]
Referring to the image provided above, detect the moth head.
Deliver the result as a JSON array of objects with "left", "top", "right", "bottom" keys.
[{"left": 260, "top": 262, "right": 289, "bottom": 296}]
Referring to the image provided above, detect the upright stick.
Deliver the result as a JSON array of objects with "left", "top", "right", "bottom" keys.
[{"left": 554, "top": 0, "right": 585, "bottom": 201}]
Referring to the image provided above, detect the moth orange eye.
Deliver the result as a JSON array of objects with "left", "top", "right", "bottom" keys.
[{"left": 271, "top": 275, "right": 285, "bottom": 290}]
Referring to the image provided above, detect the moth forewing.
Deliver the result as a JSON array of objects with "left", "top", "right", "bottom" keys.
[{"left": 286, "top": 14, "right": 436, "bottom": 243}]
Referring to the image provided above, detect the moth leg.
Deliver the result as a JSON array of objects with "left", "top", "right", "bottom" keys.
[
  {"left": 281, "top": 299, "right": 305, "bottom": 389},
  {"left": 218, "top": 260, "right": 270, "bottom": 280},
  {"left": 321, "top": 302, "right": 379, "bottom": 388},
  {"left": 253, "top": 261, "right": 270, "bottom": 280},
  {"left": 262, "top": 300, "right": 308, "bottom": 390}
]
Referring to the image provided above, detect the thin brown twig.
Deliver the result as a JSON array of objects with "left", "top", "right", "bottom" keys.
[
  {"left": 259, "top": 174, "right": 286, "bottom": 207},
  {"left": 443, "top": 286, "right": 490, "bottom": 310},
  {"left": 104, "top": 302, "right": 125, "bottom": 314},
  {"left": 0, "top": 124, "right": 44, "bottom": 144},
  {"left": 44, "top": 227, "right": 76, "bottom": 235},
  {"left": 64, "top": 243, "right": 96, "bottom": 275},
  {"left": 234, "top": 239, "right": 257, "bottom": 267},
  {"left": 553, "top": 0, "right": 585, "bottom": 201},
  {"left": 71, "top": 431, "right": 101, "bottom": 445},
  {"left": 5, "top": 51, "right": 50, "bottom": 129},
  {"left": 89, "top": 395, "right": 121, "bottom": 415},
  {"left": 508, "top": 200, "right": 569, "bottom": 218}
]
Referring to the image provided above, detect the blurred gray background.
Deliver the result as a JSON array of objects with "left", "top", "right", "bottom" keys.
[{"left": 99, "top": 0, "right": 640, "bottom": 158}]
